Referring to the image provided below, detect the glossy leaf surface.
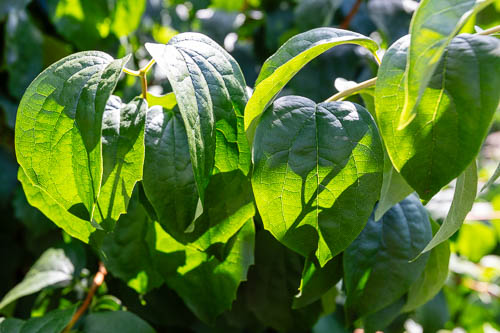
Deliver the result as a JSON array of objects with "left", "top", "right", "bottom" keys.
[
  {"left": 375, "top": 34, "right": 500, "bottom": 200},
  {"left": 252, "top": 96, "right": 383, "bottom": 265}
]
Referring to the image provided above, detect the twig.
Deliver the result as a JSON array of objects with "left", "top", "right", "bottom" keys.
[
  {"left": 477, "top": 25, "right": 500, "bottom": 35},
  {"left": 325, "top": 77, "right": 377, "bottom": 102},
  {"left": 63, "top": 262, "right": 107, "bottom": 333},
  {"left": 340, "top": 0, "right": 363, "bottom": 30}
]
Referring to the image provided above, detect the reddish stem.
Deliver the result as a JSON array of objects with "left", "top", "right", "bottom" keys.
[{"left": 340, "top": 0, "right": 363, "bottom": 30}]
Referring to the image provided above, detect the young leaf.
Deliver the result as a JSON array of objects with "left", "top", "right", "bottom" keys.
[
  {"left": 145, "top": 32, "right": 250, "bottom": 208},
  {"left": 252, "top": 96, "right": 383, "bottom": 266},
  {"left": 18, "top": 168, "right": 95, "bottom": 243},
  {"left": 375, "top": 34, "right": 500, "bottom": 200},
  {"left": 293, "top": 254, "right": 343, "bottom": 309},
  {"left": 148, "top": 220, "right": 255, "bottom": 324},
  {"left": 0, "top": 306, "right": 76, "bottom": 333},
  {"left": 244, "top": 28, "right": 379, "bottom": 142},
  {"left": 421, "top": 161, "right": 477, "bottom": 254},
  {"left": 15, "top": 51, "right": 129, "bottom": 224},
  {"left": 0, "top": 247, "right": 80, "bottom": 310},
  {"left": 403, "top": 219, "right": 451, "bottom": 312},
  {"left": 375, "top": 151, "right": 414, "bottom": 221},
  {"left": 96, "top": 96, "right": 147, "bottom": 231},
  {"left": 344, "top": 194, "right": 432, "bottom": 320},
  {"left": 81, "top": 311, "right": 156, "bottom": 333},
  {"left": 399, "top": 0, "right": 495, "bottom": 128}
]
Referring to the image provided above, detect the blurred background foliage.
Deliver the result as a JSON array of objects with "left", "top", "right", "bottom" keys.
[{"left": 0, "top": 0, "right": 500, "bottom": 332}]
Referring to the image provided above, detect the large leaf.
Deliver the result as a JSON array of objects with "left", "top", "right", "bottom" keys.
[
  {"left": 363, "top": 297, "right": 406, "bottom": 333},
  {"left": 15, "top": 51, "right": 129, "bottom": 227},
  {"left": 0, "top": 306, "right": 76, "bottom": 333},
  {"left": 252, "top": 96, "right": 383, "bottom": 265},
  {"left": 18, "top": 168, "right": 95, "bottom": 243},
  {"left": 81, "top": 311, "right": 156, "bottom": 333},
  {"left": 5, "top": 9, "right": 43, "bottom": 100},
  {"left": 96, "top": 96, "right": 146, "bottom": 230},
  {"left": 421, "top": 161, "right": 477, "bottom": 254},
  {"left": 109, "top": 0, "right": 147, "bottom": 38},
  {"left": 244, "top": 27, "right": 379, "bottom": 142},
  {"left": 101, "top": 195, "right": 163, "bottom": 295},
  {"left": 142, "top": 106, "right": 200, "bottom": 238},
  {"left": 375, "top": 34, "right": 500, "bottom": 200},
  {"left": 403, "top": 219, "right": 451, "bottom": 312},
  {"left": 148, "top": 219, "right": 255, "bottom": 323},
  {"left": 343, "top": 194, "right": 432, "bottom": 320},
  {"left": 0, "top": 246, "right": 82, "bottom": 310},
  {"left": 145, "top": 32, "right": 250, "bottom": 208},
  {"left": 399, "top": 0, "right": 495, "bottom": 128}
]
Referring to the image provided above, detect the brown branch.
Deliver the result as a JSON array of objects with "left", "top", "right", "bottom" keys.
[
  {"left": 63, "top": 262, "right": 107, "bottom": 332},
  {"left": 340, "top": 0, "right": 363, "bottom": 30}
]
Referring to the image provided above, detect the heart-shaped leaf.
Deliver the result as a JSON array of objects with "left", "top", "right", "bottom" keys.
[{"left": 252, "top": 96, "right": 383, "bottom": 266}]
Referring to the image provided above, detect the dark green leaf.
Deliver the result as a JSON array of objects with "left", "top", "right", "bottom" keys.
[
  {"left": 145, "top": 32, "right": 250, "bottom": 210},
  {"left": 5, "top": 9, "right": 43, "bottom": 99},
  {"left": 364, "top": 297, "right": 406, "bottom": 333},
  {"left": 0, "top": 306, "right": 75, "bottom": 333},
  {"left": 414, "top": 292, "right": 449, "bottom": 333},
  {"left": 15, "top": 51, "right": 129, "bottom": 230},
  {"left": 403, "top": 219, "right": 450, "bottom": 312},
  {"left": 96, "top": 96, "right": 147, "bottom": 230},
  {"left": 399, "top": 0, "right": 495, "bottom": 128},
  {"left": 421, "top": 161, "right": 477, "bottom": 254},
  {"left": 0, "top": 246, "right": 82, "bottom": 310},
  {"left": 252, "top": 96, "right": 383, "bottom": 265},
  {"left": 81, "top": 311, "right": 156, "bottom": 333},
  {"left": 101, "top": 195, "right": 163, "bottom": 295},
  {"left": 375, "top": 34, "right": 499, "bottom": 200},
  {"left": 293, "top": 255, "right": 343, "bottom": 309},
  {"left": 148, "top": 220, "right": 255, "bottom": 323},
  {"left": 344, "top": 194, "right": 432, "bottom": 320},
  {"left": 245, "top": 230, "right": 322, "bottom": 332},
  {"left": 244, "top": 27, "right": 379, "bottom": 142}
]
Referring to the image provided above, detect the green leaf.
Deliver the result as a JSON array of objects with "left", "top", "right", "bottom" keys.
[
  {"left": 456, "top": 221, "right": 497, "bottom": 262},
  {"left": 0, "top": 306, "right": 76, "bottom": 333},
  {"left": 245, "top": 230, "right": 322, "bottom": 332},
  {"left": 148, "top": 219, "right": 255, "bottom": 323},
  {"left": 252, "top": 96, "right": 383, "bottom": 265},
  {"left": 15, "top": 51, "right": 129, "bottom": 227},
  {"left": 399, "top": 0, "right": 495, "bottom": 128},
  {"left": 421, "top": 161, "right": 477, "bottom": 254},
  {"left": 403, "top": 219, "right": 451, "bottom": 312},
  {"left": 481, "top": 161, "right": 500, "bottom": 191},
  {"left": 96, "top": 96, "right": 147, "bottom": 230},
  {"left": 293, "top": 254, "right": 343, "bottom": 309},
  {"left": 244, "top": 27, "right": 379, "bottom": 142},
  {"left": 146, "top": 92, "right": 176, "bottom": 110},
  {"left": 109, "top": 0, "right": 147, "bottom": 38},
  {"left": 374, "top": 151, "right": 414, "bottom": 221},
  {"left": 0, "top": 247, "right": 81, "bottom": 310},
  {"left": 81, "top": 311, "right": 156, "bottom": 333},
  {"left": 375, "top": 34, "right": 500, "bottom": 200},
  {"left": 363, "top": 297, "right": 406, "bottom": 333},
  {"left": 145, "top": 32, "right": 250, "bottom": 208},
  {"left": 5, "top": 9, "right": 43, "bottom": 100},
  {"left": 101, "top": 194, "right": 163, "bottom": 295},
  {"left": 344, "top": 194, "right": 432, "bottom": 320},
  {"left": 142, "top": 106, "right": 200, "bottom": 239},
  {"left": 18, "top": 168, "right": 95, "bottom": 243}
]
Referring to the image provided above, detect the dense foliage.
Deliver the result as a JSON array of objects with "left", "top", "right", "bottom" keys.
[{"left": 1, "top": 0, "right": 500, "bottom": 332}]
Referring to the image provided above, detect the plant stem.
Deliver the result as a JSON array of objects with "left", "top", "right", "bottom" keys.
[
  {"left": 123, "top": 59, "right": 156, "bottom": 101},
  {"left": 478, "top": 24, "right": 500, "bottom": 35},
  {"left": 340, "top": 0, "right": 362, "bottom": 30},
  {"left": 140, "top": 71, "right": 148, "bottom": 102},
  {"left": 323, "top": 25, "right": 500, "bottom": 102},
  {"left": 325, "top": 77, "right": 377, "bottom": 102},
  {"left": 63, "top": 262, "right": 107, "bottom": 333},
  {"left": 122, "top": 67, "right": 140, "bottom": 77}
]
